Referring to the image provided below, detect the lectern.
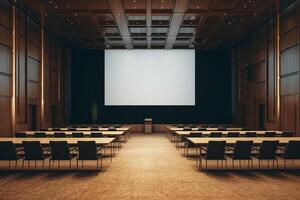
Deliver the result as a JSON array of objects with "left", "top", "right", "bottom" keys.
[{"left": 144, "top": 118, "right": 152, "bottom": 133}]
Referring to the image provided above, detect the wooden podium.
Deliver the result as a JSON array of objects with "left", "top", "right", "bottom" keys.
[{"left": 144, "top": 118, "right": 152, "bottom": 133}]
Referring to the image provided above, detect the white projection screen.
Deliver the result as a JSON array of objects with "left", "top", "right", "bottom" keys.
[{"left": 105, "top": 50, "right": 195, "bottom": 106}]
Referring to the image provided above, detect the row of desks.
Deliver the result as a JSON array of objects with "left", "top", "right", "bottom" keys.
[
  {"left": 167, "top": 127, "right": 243, "bottom": 131},
  {"left": 21, "top": 130, "right": 126, "bottom": 137},
  {"left": 186, "top": 137, "right": 300, "bottom": 145},
  {"left": 175, "top": 130, "right": 283, "bottom": 136},
  {"left": 43, "top": 127, "right": 130, "bottom": 131}
]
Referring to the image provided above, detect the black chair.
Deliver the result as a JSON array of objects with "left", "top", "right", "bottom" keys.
[
  {"left": 108, "top": 128, "right": 117, "bottom": 131},
  {"left": 227, "top": 132, "right": 240, "bottom": 137},
  {"left": 68, "top": 128, "right": 76, "bottom": 131},
  {"left": 22, "top": 141, "right": 48, "bottom": 168},
  {"left": 77, "top": 141, "right": 103, "bottom": 170},
  {"left": 209, "top": 132, "right": 222, "bottom": 137},
  {"left": 54, "top": 132, "right": 66, "bottom": 138},
  {"left": 254, "top": 141, "right": 279, "bottom": 168},
  {"left": 281, "top": 131, "right": 294, "bottom": 137},
  {"left": 0, "top": 141, "right": 23, "bottom": 168},
  {"left": 49, "top": 141, "right": 75, "bottom": 169},
  {"left": 40, "top": 128, "right": 48, "bottom": 131},
  {"left": 15, "top": 132, "right": 26, "bottom": 138},
  {"left": 199, "top": 141, "right": 227, "bottom": 169},
  {"left": 34, "top": 132, "right": 46, "bottom": 138},
  {"left": 91, "top": 132, "right": 103, "bottom": 137},
  {"left": 91, "top": 128, "right": 99, "bottom": 131},
  {"left": 218, "top": 128, "right": 226, "bottom": 131},
  {"left": 72, "top": 132, "right": 84, "bottom": 138},
  {"left": 228, "top": 141, "right": 253, "bottom": 168},
  {"left": 264, "top": 132, "right": 276, "bottom": 137},
  {"left": 114, "top": 125, "right": 121, "bottom": 128},
  {"left": 277, "top": 141, "right": 300, "bottom": 168},
  {"left": 52, "top": 128, "right": 60, "bottom": 131},
  {"left": 184, "top": 132, "right": 202, "bottom": 155},
  {"left": 245, "top": 132, "right": 256, "bottom": 137}
]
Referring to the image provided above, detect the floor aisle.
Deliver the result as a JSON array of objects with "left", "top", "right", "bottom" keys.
[{"left": 0, "top": 133, "right": 300, "bottom": 200}]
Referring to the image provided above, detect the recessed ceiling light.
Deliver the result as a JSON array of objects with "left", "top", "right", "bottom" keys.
[
  {"left": 55, "top": 5, "right": 58, "bottom": 9},
  {"left": 49, "top": 0, "right": 52, "bottom": 4},
  {"left": 196, "top": 6, "right": 199, "bottom": 9},
  {"left": 74, "top": 13, "right": 78, "bottom": 16},
  {"left": 224, "top": 13, "right": 227, "bottom": 16}
]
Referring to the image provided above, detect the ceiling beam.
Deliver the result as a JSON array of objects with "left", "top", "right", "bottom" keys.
[
  {"left": 108, "top": 0, "right": 133, "bottom": 49},
  {"left": 146, "top": 0, "right": 151, "bottom": 49},
  {"left": 165, "top": 0, "right": 190, "bottom": 49}
]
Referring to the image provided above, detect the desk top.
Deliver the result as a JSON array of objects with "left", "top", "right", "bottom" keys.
[
  {"left": 0, "top": 137, "right": 115, "bottom": 145},
  {"left": 175, "top": 130, "right": 283, "bottom": 136},
  {"left": 46, "top": 127, "right": 130, "bottom": 131},
  {"left": 187, "top": 137, "right": 300, "bottom": 145},
  {"left": 21, "top": 131, "right": 125, "bottom": 136}
]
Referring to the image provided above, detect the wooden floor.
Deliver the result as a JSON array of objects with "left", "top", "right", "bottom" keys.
[{"left": 0, "top": 133, "right": 300, "bottom": 200}]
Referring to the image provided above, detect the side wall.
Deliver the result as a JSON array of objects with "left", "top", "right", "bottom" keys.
[
  {"left": 232, "top": 0, "right": 300, "bottom": 134},
  {"left": 0, "top": 0, "right": 69, "bottom": 136}
]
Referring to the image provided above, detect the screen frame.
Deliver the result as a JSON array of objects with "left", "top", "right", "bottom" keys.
[{"left": 104, "top": 49, "right": 197, "bottom": 107}]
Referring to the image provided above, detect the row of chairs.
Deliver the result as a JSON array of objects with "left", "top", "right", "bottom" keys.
[
  {"left": 197, "top": 140, "right": 300, "bottom": 170},
  {"left": 16, "top": 132, "right": 105, "bottom": 138},
  {"left": 188, "top": 131, "right": 294, "bottom": 138},
  {"left": 0, "top": 141, "right": 103, "bottom": 170}
]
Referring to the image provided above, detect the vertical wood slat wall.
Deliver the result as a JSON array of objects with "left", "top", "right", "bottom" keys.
[
  {"left": 233, "top": 0, "right": 300, "bottom": 134},
  {"left": 0, "top": 0, "right": 69, "bottom": 137}
]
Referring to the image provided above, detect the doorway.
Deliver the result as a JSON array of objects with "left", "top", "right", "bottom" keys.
[
  {"left": 28, "top": 105, "right": 37, "bottom": 130},
  {"left": 258, "top": 104, "right": 265, "bottom": 129}
]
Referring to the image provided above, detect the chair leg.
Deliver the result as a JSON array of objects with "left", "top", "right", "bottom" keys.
[
  {"left": 15, "top": 160, "right": 18, "bottom": 169},
  {"left": 76, "top": 159, "right": 79, "bottom": 169},
  {"left": 69, "top": 160, "right": 72, "bottom": 169},
  {"left": 251, "top": 159, "right": 253, "bottom": 169},
  {"left": 258, "top": 160, "right": 261, "bottom": 169}
]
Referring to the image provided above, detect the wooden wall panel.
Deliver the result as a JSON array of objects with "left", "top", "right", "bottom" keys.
[
  {"left": 0, "top": 0, "right": 68, "bottom": 136},
  {"left": 233, "top": 0, "right": 300, "bottom": 132},
  {"left": 0, "top": 0, "right": 12, "bottom": 136}
]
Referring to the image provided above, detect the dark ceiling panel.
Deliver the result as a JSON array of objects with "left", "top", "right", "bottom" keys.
[{"left": 16, "top": 0, "right": 294, "bottom": 49}]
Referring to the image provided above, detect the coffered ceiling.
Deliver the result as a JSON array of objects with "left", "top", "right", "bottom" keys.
[{"left": 15, "top": 0, "right": 294, "bottom": 49}]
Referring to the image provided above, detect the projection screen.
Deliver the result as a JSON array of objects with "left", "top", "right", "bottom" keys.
[{"left": 105, "top": 50, "right": 195, "bottom": 106}]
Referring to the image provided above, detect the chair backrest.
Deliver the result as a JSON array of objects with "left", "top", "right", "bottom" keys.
[
  {"left": 54, "top": 132, "right": 66, "bottom": 138},
  {"left": 264, "top": 131, "right": 276, "bottom": 137},
  {"left": 0, "top": 141, "right": 18, "bottom": 160},
  {"left": 245, "top": 132, "right": 256, "bottom": 137},
  {"left": 102, "top": 125, "right": 109, "bottom": 128},
  {"left": 68, "top": 128, "right": 76, "bottom": 131},
  {"left": 108, "top": 128, "right": 117, "bottom": 131},
  {"left": 91, "top": 128, "right": 99, "bottom": 131},
  {"left": 23, "top": 141, "right": 44, "bottom": 160},
  {"left": 209, "top": 132, "right": 222, "bottom": 137},
  {"left": 284, "top": 141, "right": 300, "bottom": 159},
  {"left": 72, "top": 132, "right": 84, "bottom": 138},
  {"left": 34, "top": 132, "right": 46, "bottom": 138},
  {"left": 91, "top": 132, "right": 103, "bottom": 137},
  {"left": 78, "top": 141, "right": 97, "bottom": 160},
  {"left": 183, "top": 128, "right": 192, "bottom": 131},
  {"left": 232, "top": 141, "right": 253, "bottom": 160},
  {"left": 114, "top": 125, "right": 121, "bottom": 128},
  {"left": 189, "top": 132, "right": 202, "bottom": 137},
  {"left": 281, "top": 131, "right": 294, "bottom": 137},
  {"left": 227, "top": 132, "right": 240, "bottom": 137},
  {"left": 206, "top": 141, "right": 226, "bottom": 160},
  {"left": 40, "top": 128, "right": 48, "bottom": 131},
  {"left": 258, "top": 141, "right": 279, "bottom": 159},
  {"left": 218, "top": 128, "right": 226, "bottom": 131},
  {"left": 15, "top": 132, "right": 26, "bottom": 138},
  {"left": 50, "top": 141, "right": 70, "bottom": 160},
  {"left": 52, "top": 128, "right": 60, "bottom": 131}
]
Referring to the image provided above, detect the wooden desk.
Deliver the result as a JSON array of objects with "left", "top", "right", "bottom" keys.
[
  {"left": 175, "top": 130, "right": 283, "bottom": 136},
  {"left": 186, "top": 137, "right": 300, "bottom": 145},
  {"left": 22, "top": 130, "right": 125, "bottom": 137}
]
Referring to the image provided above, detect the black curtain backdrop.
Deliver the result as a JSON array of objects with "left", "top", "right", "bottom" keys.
[{"left": 70, "top": 50, "right": 232, "bottom": 124}]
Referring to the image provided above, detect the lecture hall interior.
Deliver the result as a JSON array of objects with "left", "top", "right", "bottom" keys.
[{"left": 0, "top": 0, "right": 300, "bottom": 199}]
